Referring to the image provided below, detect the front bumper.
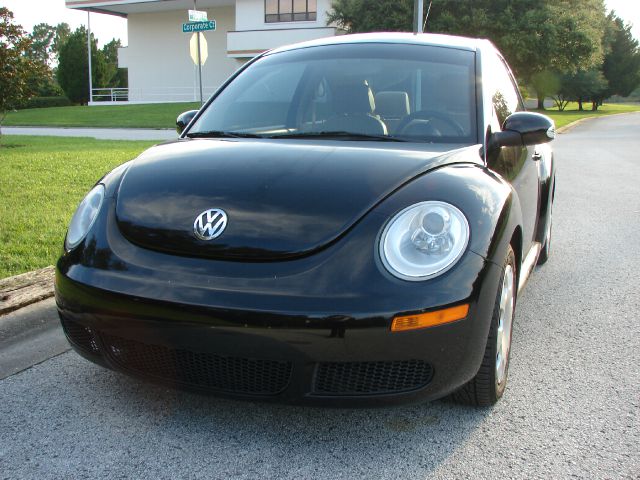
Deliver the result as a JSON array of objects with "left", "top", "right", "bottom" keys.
[{"left": 56, "top": 256, "right": 502, "bottom": 407}]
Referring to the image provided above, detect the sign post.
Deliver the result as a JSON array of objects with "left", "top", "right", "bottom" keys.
[
  {"left": 413, "top": 0, "right": 424, "bottom": 33},
  {"left": 182, "top": 7, "right": 215, "bottom": 105},
  {"left": 196, "top": 32, "right": 203, "bottom": 104}
]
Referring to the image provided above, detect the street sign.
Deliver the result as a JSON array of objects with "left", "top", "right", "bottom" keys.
[
  {"left": 182, "top": 17, "right": 215, "bottom": 105},
  {"left": 190, "top": 33, "right": 208, "bottom": 65},
  {"left": 188, "top": 9, "right": 207, "bottom": 22},
  {"left": 182, "top": 20, "right": 216, "bottom": 33}
]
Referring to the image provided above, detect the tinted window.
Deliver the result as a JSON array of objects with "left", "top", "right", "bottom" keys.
[
  {"left": 191, "top": 43, "right": 478, "bottom": 144},
  {"left": 485, "top": 52, "right": 522, "bottom": 126}
]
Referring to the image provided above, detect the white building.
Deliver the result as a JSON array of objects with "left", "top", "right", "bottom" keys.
[{"left": 65, "top": 0, "right": 342, "bottom": 103}]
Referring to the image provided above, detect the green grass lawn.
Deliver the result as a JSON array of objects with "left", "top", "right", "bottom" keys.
[
  {"left": 535, "top": 102, "right": 640, "bottom": 129},
  {"left": 3, "top": 102, "right": 200, "bottom": 129},
  {"left": 0, "top": 135, "right": 155, "bottom": 279}
]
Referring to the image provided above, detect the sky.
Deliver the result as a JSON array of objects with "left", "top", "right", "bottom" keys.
[
  {"left": 3, "top": 0, "right": 128, "bottom": 47},
  {"left": 2, "top": 0, "right": 640, "bottom": 47}
]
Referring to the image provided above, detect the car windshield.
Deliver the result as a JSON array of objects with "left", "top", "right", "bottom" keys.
[{"left": 189, "top": 43, "right": 478, "bottom": 144}]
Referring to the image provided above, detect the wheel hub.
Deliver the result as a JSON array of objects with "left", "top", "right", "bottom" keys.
[{"left": 495, "top": 264, "right": 514, "bottom": 386}]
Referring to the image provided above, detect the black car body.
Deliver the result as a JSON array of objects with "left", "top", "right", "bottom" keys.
[{"left": 56, "top": 33, "right": 555, "bottom": 407}]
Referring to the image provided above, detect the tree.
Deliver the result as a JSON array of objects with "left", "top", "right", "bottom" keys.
[
  {"left": 602, "top": 14, "right": 640, "bottom": 99},
  {"left": 430, "top": 0, "right": 607, "bottom": 109},
  {"left": 327, "top": 0, "right": 608, "bottom": 109},
  {"left": 327, "top": 0, "right": 413, "bottom": 32},
  {"left": 26, "top": 23, "right": 68, "bottom": 97},
  {"left": 554, "top": 69, "right": 608, "bottom": 111},
  {"left": 29, "top": 23, "right": 56, "bottom": 66},
  {"left": 28, "top": 23, "right": 71, "bottom": 66},
  {"left": 0, "top": 8, "right": 45, "bottom": 136},
  {"left": 57, "top": 26, "right": 107, "bottom": 104},
  {"left": 530, "top": 71, "right": 561, "bottom": 109},
  {"left": 102, "top": 39, "right": 127, "bottom": 88}
]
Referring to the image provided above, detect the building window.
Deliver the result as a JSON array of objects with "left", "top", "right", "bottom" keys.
[{"left": 265, "top": 0, "right": 317, "bottom": 23}]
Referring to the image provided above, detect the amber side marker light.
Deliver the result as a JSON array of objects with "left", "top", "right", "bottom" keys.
[{"left": 391, "top": 304, "right": 470, "bottom": 332}]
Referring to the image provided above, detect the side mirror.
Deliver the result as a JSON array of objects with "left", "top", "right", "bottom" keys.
[
  {"left": 176, "top": 110, "right": 199, "bottom": 135},
  {"left": 491, "top": 111, "right": 556, "bottom": 148}
]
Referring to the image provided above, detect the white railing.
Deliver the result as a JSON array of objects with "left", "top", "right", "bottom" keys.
[
  {"left": 90, "top": 86, "right": 219, "bottom": 104},
  {"left": 92, "top": 87, "right": 129, "bottom": 102}
]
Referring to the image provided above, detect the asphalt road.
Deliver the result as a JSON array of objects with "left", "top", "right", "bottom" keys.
[{"left": 1, "top": 113, "right": 639, "bottom": 479}]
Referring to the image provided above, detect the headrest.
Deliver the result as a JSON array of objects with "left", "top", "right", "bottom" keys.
[
  {"left": 332, "top": 81, "right": 375, "bottom": 115},
  {"left": 375, "top": 91, "right": 410, "bottom": 118}
]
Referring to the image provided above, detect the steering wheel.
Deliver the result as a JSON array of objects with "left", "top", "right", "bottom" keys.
[{"left": 396, "top": 110, "right": 466, "bottom": 137}]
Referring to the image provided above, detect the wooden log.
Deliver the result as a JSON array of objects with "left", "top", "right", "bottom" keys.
[{"left": 0, "top": 266, "right": 55, "bottom": 316}]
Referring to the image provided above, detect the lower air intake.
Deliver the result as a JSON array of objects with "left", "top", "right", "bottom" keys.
[
  {"left": 101, "top": 333, "right": 292, "bottom": 395},
  {"left": 313, "top": 359, "right": 433, "bottom": 395},
  {"left": 60, "top": 317, "right": 99, "bottom": 355}
]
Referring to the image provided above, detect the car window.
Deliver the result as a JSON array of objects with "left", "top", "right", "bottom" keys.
[
  {"left": 190, "top": 43, "right": 478, "bottom": 144},
  {"left": 208, "top": 63, "right": 306, "bottom": 131},
  {"left": 235, "top": 63, "right": 305, "bottom": 103},
  {"left": 485, "top": 52, "right": 522, "bottom": 127}
]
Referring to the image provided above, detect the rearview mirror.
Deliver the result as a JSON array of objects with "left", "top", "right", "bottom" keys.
[
  {"left": 492, "top": 111, "right": 556, "bottom": 148},
  {"left": 176, "top": 110, "right": 199, "bottom": 135}
]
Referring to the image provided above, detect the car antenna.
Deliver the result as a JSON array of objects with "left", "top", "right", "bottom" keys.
[{"left": 423, "top": 1, "right": 432, "bottom": 32}]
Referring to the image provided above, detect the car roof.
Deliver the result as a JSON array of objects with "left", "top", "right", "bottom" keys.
[{"left": 268, "top": 32, "right": 494, "bottom": 55}]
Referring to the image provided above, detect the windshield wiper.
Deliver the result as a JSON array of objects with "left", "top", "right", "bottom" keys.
[
  {"left": 186, "top": 130, "right": 264, "bottom": 139},
  {"left": 268, "top": 131, "right": 406, "bottom": 142}
]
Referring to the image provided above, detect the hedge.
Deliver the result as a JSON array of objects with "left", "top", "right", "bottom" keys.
[{"left": 19, "top": 96, "right": 73, "bottom": 109}]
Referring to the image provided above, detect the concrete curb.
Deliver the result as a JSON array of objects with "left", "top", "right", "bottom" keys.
[
  {"left": 0, "top": 298, "right": 69, "bottom": 379},
  {"left": 0, "top": 266, "right": 55, "bottom": 316}
]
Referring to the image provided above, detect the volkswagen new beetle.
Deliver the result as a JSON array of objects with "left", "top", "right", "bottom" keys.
[{"left": 56, "top": 33, "right": 555, "bottom": 407}]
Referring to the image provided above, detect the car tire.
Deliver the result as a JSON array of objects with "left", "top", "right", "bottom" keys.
[{"left": 451, "top": 246, "right": 517, "bottom": 406}]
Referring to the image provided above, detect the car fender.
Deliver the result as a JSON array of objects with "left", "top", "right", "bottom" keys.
[{"left": 376, "top": 162, "right": 525, "bottom": 270}]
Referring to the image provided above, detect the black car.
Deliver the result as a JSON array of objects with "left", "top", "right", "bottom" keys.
[{"left": 56, "top": 33, "right": 555, "bottom": 407}]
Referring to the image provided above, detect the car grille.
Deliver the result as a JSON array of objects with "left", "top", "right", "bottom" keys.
[
  {"left": 60, "top": 317, "right": 292, "bottom": 395},
  {"left": 60, "top": 317, "right": 99, "bottom": 355},
  {"left": 100, "top": 333, "right": 293, "bottom": 395},
  {"left": 313, "top": 360, "right": 433, "bottom": 395}
]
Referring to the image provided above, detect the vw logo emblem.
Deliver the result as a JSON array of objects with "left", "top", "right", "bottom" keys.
[{"left": 193, "top": 208, "right": 228, "bottom": 241}]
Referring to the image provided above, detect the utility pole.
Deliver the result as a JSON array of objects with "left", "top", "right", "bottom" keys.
[
  {"left": 87, "top": 10, "right": 93, "bottom": 104},
  {"left": 413, "top": 0, "right": 424, "bottom": 34}
]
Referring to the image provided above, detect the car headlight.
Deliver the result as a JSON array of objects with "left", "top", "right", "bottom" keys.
[
  {"left": 380, "top": 201, "right": 469, "bottom": 281},
  {"left": 65, "top": 184, "right": 105, "bottom": 251}
]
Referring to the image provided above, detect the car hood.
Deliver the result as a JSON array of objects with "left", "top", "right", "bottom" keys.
[{"left": 115, "top": 138, "right": 477, "bottom": 260}]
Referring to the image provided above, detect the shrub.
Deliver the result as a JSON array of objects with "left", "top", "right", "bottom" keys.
[{"left": 19, "top": 96, "right": 72, "bottom": 109}]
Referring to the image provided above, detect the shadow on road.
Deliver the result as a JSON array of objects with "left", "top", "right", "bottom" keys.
[{"left": 2, "top": 351, "right": 490, "bottom": 477}]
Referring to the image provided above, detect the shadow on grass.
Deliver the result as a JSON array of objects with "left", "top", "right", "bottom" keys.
[{"left": 0, "top": 143, "right": 26, "bottom": 149}]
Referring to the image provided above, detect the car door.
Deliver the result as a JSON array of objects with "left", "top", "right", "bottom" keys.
[{"left": 485, "top": 52, "right": 540, "bottom": 255}]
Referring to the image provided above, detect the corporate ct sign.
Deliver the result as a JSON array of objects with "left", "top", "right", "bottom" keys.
[{"left": 182, "top": 20, "right": 216, "bottom": 33}]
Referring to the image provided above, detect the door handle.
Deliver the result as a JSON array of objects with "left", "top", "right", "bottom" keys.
[{"left": 532, "top": 151, "right": 542, "bottom": 161}]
